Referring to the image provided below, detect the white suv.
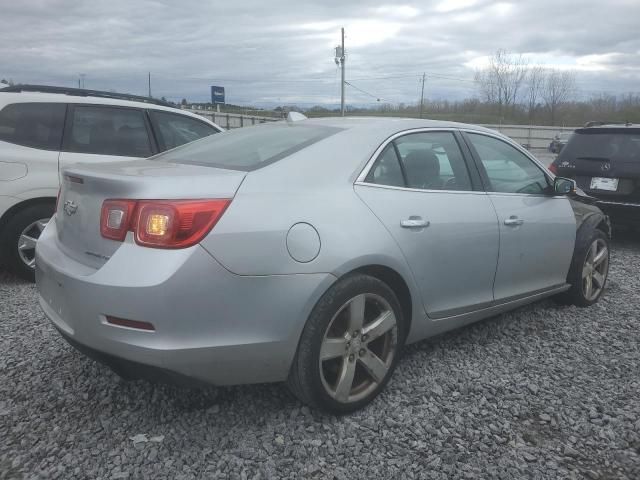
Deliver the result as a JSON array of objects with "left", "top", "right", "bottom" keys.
[{"left": 0, "top": 85, "right": 222, "bottom": 280}]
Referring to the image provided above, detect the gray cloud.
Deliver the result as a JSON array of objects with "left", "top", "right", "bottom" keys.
[{"left": 1, "top": 0, "right": 639, "bottom": 107}]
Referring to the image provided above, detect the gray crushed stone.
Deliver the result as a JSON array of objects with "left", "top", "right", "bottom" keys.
[{"left": 1, "top": 233, "right": 639, "bottom": 479}]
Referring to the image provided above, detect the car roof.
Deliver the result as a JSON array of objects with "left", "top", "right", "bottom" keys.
[
  {"left": 300, "top": 116, "right": 499, "bottom": 138},
  {"left": 0, "top": 89, "right": 220, "bottom": 127}
]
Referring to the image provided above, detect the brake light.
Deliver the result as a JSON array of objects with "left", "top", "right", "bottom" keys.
[
  {"left": 100, "top": 199, "right": 230, "bottom": 248},
  {"left": 548, "top": 163, "right": 558, "bottom": 175},
  {"left": 100, "top": 200, "right": 137, "bottom": 241}
]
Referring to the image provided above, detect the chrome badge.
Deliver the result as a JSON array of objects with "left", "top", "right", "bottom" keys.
[{"left": 63, "top": 200, "right": 78, "bottom": 216}]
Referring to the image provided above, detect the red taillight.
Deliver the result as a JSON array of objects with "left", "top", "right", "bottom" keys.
[
  {"left": 100, "top": 199, "right": 137, "bottom": 241},
  {"left": 100, "top": 199, "right": 230, "bottom": 248},
  {"left": 548, "top": 163, "right": 558, "bottom": 175}
]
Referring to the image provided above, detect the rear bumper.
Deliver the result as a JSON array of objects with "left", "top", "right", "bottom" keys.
[
  {"left": 36, "top": 217, "right": 335, "bottom": 385},
  {"left": 596, "top": 200, "right": 640, "bottom": 225}
]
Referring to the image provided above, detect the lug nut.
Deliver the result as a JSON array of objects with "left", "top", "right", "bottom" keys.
[
  {"left": 353, "top": 330, "right": 359, "bottom": 337},
  {"left": 348, "top": 354, "right": 355, "bottom": 362},
  {"left": 361, "top": 334, "right": 368, "bottom": 342},
  {"left": 359, "top": 349, "right": 366, "bottom": 357},
  {"left": 346, "top": 341, "right": 351, "bottom": 348}
]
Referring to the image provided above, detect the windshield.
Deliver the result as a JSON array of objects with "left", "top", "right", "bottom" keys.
[
  {"left": 155, "top": 122, "right": 342, "bottom": 171},
  {"left": 561, "top": 130, "right": 640, "bottom": 162}
]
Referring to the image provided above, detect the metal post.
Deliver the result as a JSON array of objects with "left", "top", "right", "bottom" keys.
[
  {"left": 148, "top": 72, "right": 151, "bottom": 97},
  {"left": 340, "top": 28, "right": 345, "bottom": 117},
  {"left": 419, "top": 73, "right": 425, "bottom": 119}
]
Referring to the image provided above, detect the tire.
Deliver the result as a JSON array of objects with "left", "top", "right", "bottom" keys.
[
  {"left": 556, "top": 228, "right": 610, "bottom": 307},
  {"left": 287, "top": 274, "right": 406, "bottom": 414},
  {"left": 0, "top": 203, "right": 54, "bottom": 282}
]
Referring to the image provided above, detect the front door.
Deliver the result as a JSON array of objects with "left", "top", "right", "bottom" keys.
[
  {"left": 355, "top": 130, "right": 500, "bottom": 318},
  {"left": 463, "top": 131, "right": 576, "bottom": 301}
]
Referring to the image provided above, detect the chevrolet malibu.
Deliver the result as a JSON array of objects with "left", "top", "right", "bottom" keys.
[{"left": 36, "top": 117, "right": 611, "bottom": 413}]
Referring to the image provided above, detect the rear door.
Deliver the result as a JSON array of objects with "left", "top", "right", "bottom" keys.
[
  {"left": 355, "top": 130, "right": 500, "bottom": 318},
  {"left": 463, "top": 131, "right": 575, "bottom": 301},
  {"left": 58, "top": 104, "right": 157, "bottom": 172}
]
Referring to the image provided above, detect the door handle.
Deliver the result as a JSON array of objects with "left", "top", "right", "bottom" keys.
[
  {"left": 400, "top": 218, "right": 430, "bottom": 228},
  {"left": 504, "top": 216, "right": 524, "bottom": 227}
]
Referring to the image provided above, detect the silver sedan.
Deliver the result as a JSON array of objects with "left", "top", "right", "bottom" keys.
[{"left": 36, "top": 117, "right": 611, "bottom": 413}]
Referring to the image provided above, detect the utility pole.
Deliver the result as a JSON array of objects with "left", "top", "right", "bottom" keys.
[
  {"left": 148, "top": 72, "right": 151, "bottom": 97},
  {"left": 79, "top": 74, "right": 86, "bottom": 89},
  {"left": 341, "top": 28, "right": 345, "bottom": 116},
  {"left": 419, "top": 73, "right": 426, "bottom": 119},
  {"left": 334, "top": 28, "right": 346, "bottom": 116}
]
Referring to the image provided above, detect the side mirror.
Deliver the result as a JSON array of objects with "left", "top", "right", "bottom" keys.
[{"left": 553, "top": 177, "right": 577, "bottom": 195}]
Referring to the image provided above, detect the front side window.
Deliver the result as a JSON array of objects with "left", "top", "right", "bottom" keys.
[
  {"left": 150, "top": 111, "right": 218, "bottom": 151},
  {"left": 0, "top": 102, "right": 66, "bottom": 150},
  {"left": 365, "top": 131, "right": 472, "bottom": 191},
  {"left": 467, "top": 133, "right": 550, "bottom": 194},
  {"left": 67, "top": 106, "right": 152, "bottom": 157}
]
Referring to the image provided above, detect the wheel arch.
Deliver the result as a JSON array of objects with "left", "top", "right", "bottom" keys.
[
  {"left": 0, "top": 197, "right": 56, "bottom": 237},
  {"left": 341, "top": 264, "right": 413, "bottom": 339}
]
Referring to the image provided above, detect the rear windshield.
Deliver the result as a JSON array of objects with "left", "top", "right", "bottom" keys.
[
  {"left": 156, "top": 122, "right": 342, "bottom": 171},
  {"left": 560, "top": 129, "right": 640, "bottom": 162}
]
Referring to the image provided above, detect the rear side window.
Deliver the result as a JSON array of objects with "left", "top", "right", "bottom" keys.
[
  {"left": 150, "top": 110, "right": 219, "bottom": 151},
  {"left": 0, "top": 103, "right": 65, "bottom": 150},
  {"left": 365, "top": 131, "right": 473, "bottom": 191},
  {"left": 67, "top": 106, "right": 152, "bottom": 157},
  {"left": 157, "top": 123, "right": 342, "bottom": 171},
  {"left": 560, "top": 130, "right": 640, "bottom": 162}
]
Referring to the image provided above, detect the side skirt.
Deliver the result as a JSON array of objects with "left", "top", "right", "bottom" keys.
[{"left": 406, "top": 284, "right": 570, "bottom": 343}]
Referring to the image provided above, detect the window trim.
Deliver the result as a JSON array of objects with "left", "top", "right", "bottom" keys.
[
  {"left": 0, "top": 102, "right": 68, "bottom": 152},
  {"left": 459, "top": 129, "right": 556, "bottom": 197},
  {"left": 355, "top": 128, "right": 484, "bottom": 193},
  {"left": 61, "top": 103, "right": 158, "bottom": 157},
  {"left": 147, "top": 109, "right": 220, "bottom": 152}
]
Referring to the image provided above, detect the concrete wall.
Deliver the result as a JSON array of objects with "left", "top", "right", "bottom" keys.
[{"left": 189, "top": 110, "right": 575, "bottom": 150}]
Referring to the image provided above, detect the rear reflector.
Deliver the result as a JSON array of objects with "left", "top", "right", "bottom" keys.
[{"left": 105, "top": 316, "right": 155, "bottom": 331}]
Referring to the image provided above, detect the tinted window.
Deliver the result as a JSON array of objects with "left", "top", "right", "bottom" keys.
[
  {"left": 150, "top": 110, "right": 218, "bottom": 151},
  {"left": 467, "top": 133, "right": 549, "bottom": 194},
  {"left": 0, "top": 103, "right": 65, "bottom": 150},
  {"left": 560, "top": 130, "right": 640, "bottom": 163},
  {"left": 395, "top": 132, "right": 472, "bottom": 191},
  {"left": 365, "top": 144, "right": 404, "bottom": 187},
  {"left": 67, "top": 106, "right": 152, "bottom": 157},
  {"left": 157, "top": 123, "right": 342, "bottom": 171}
]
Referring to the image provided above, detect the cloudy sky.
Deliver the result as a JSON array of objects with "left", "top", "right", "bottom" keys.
[{"left": 1, "top": 0, "right": 639, "bottom": 107}]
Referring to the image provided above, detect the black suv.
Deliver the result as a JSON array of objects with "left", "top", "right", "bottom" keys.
[{"left": 550, "top": 123, "right": 640, "bottom": 227}]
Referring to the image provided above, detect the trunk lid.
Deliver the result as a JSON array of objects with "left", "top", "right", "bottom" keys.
[{"left": 56, "top": 159, "right": 246, "bottom": 269}]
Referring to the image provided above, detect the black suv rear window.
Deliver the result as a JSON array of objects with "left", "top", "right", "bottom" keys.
[
  {"left": 0, "top": 102, "right": 66, "bottom": 150},
  {"left": 561, "top": 129, "right": 640, "bottom": 162},
  {"left": 156, "top": 122, "right": 342, "bottom": 171}
]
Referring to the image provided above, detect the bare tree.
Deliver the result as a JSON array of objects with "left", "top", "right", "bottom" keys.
[
  {"left": 474, "top": 49, "right": 529, "bottom": 117},
  {"left": 525, "top": 66, "right": 546, "bottom": 122},
  {"left": 542, "top": 70, "right": 576, "bottom": 125}
]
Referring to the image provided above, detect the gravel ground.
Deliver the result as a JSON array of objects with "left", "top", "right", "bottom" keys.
[{"left": 1, "top": 233, "right": 639, "bottom": 480}]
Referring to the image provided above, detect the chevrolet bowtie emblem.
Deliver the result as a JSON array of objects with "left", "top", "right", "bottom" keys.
[{"left": 63, "top": 200, "right": 78, "bottom": 216}]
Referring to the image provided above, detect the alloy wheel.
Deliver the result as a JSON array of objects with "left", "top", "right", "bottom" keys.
[
  {"left": 319, "top": 293, "right": 398, "bottom": 404},
  {"left": 17, "top": 218, "right": 49, "bottom": 269},
  {"left": 582, "top": 238, "right": 609, "bottom": 301}
]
